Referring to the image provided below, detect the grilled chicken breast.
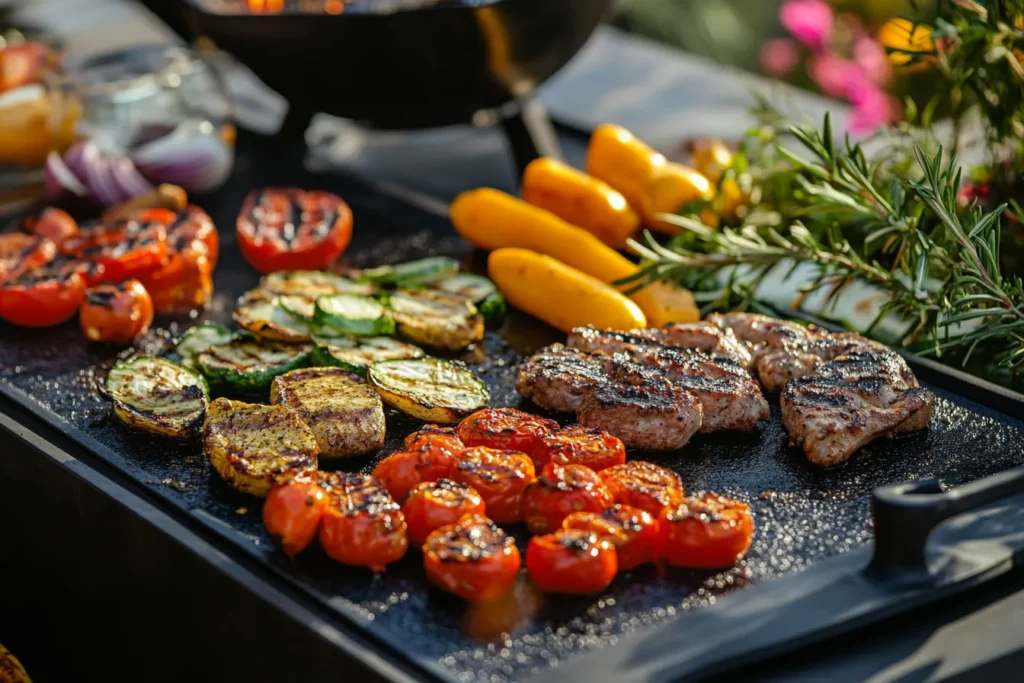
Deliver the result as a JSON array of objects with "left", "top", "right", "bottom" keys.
[
  {"left": 781, "top": 348, "right": 934, "bottom": 466},
  {"left": 203, "top": 398, "right": 319, "bottom": 496},
  {"left": 568, "top": 327, "right": 769, "bottom": 432},
  {"left": 660, "top": 321, "right": 755, "bottom": 369},
  {"left": 578, "top": 376, "right": 703, "bottom": 451},
  {"left": 271, "top": 367, "right": 385, "bottom": 459}
]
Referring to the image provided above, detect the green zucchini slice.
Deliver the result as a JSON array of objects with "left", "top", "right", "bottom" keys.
[
  {"left": 388, "top": 289, "right": 484, "bottom": 350},
  {"left": 106, "top": 356, "right": 209, "bottom": 438},
  {"left": 259, "top": 270, "right": 375, "bottom": 298},
  {"left": 175, "top": 322, "right": 235, "bottom": 367},
  {"left": 433, "top": 273, "right": 506, "bottom": 323},
  {"left": 313, "top": 294, "right": 395, "bottom": 337},
  {"left": 310, "top": 335, "right": 425, "bottom": 376},
  {"left": 233, "top": 290, "right": 311, "bottom": 343},
  {"left": 356, "top": 257, "right": 459, "bottom": 287},
  {"left": 196, "top": 339, "right": 312, "bottom": 391},
  {"left": 368, "top": 358, "right": 489, "bottom": 423},
  {"left": 276, "top": 295, "right": 316, "bottom": 321}
]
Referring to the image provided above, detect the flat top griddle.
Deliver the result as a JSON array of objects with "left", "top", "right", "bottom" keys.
[{"left": 2, "top": 142, "right": 1024, "bottom": 683}]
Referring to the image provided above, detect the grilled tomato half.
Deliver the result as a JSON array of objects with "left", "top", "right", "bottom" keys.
[
  {"left": 450, "top": 446, "right": 536, "bottom": 523},
  {"left": 236, "top": 188, "right": 352, "bottom": 274},
  {"left": 457, "top": 407, "right": 558, "bottom": 456},
  {"left": 533, "top": 425, "right": 626, "bottom": 471},
  {"left": 403, "top": 478, "right": 486, "bottom": 545},
  {"left": 563, "top": 504, "right": 660, "bottom": 570},
  {"left": 600, "top": 461, "right": 685, "bottom": 516},
  {"left": 318, "top": 473, "right": 408, "bottom": 571},
  {"left": 526, "top": 529, "right": 618, "bottom": 594},
  {"left": 521, "top": 462, "right": 612, "bottom": 534},
  {"left": 423, "top": 513, "right": 521, "bottom": 603},
  {"left": 659, "top": 493, "right": 754, "bottom": 568}
]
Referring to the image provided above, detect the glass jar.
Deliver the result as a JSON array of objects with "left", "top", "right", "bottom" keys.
[
  {"left": 55, "top": 45, "right": 235, "bottom": 197},
  {"left": 0, "top": 32, "right": 73, "bottom": 212}
]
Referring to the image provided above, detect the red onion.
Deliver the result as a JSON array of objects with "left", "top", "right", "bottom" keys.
[
  {"left": 131, "top": 120, "right": 233, "bottom": 193},
  {"left": 81, "top": 142, "right": 129, "bottom": 207},
  {"left": 109, "top": 155, "right": 154, "bottom": 197},
  {"left": 44, "top": 150, "right": 88, "bottom": 199}
]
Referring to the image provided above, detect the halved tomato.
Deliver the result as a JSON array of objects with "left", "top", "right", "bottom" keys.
[
  {"left": 0, "top": 233, "right": 55, "bottom": 285},
  {"left": 138, "top": 206, "right": 218, "bottom": 313},
  {"left": 236, "top": 188, "right": 352, "bottom": 274},
  {"left": 0, "top": 256, "right": 86, "bottom": 327},
  {"left": 25, "top": 208, "right": 79, "bottom": 245},
  {"left": 64, "top": 210, "right": 171, "bottom": 283}
]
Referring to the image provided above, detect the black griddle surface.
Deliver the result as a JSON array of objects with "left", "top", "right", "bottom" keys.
[{"left": 3, "top": 158, "right": 1024, "bottom": 683}]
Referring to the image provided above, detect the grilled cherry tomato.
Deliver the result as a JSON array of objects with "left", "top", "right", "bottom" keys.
[
  {"left": 0, "top": 257, "right": 86, "bottom": 327},
  {"left": 373, "top": 446, "right": 458, "bottom": 504},
  {"left": 457, "top": 408, "right": 558, "bottom": 456},
  {"left": 263, "top": 477, "right": 329, "bottom": 557},
  {"left": 79, "top": 279, "right": 154, "bottom": 344},
  {"left": 521, "top": 462, "right": 612, "bottom": 534},
  {"left": 563, "top": 504, "right": 660, "bottom": 570},
  {"left": 533, "top": 425, "right": 626, "bottom": 472},
  {"left": 450, "top": 446, "right": 536, "bottom": 523},
  {"left": 318, "top": 473, "right": 408, "bottom": 572},
  {"left": 138, "top": 207, "right": 217, "bottom": 313},
  {"left": 0, "top": 233, "right": 55, "bottom": 285},
  {"left": 404, "top": 425, "right": 466, "bottom": 461},
  {"left": 659, "top": 493, "right": 754, "bottom": 568},
  {"left": 236, "top": 188, "right": 353, "bottom": 274},
  {"left": 526, "top": 529, "right": 618, "bottom": 594},
  {"left": 423, "top": 513, "right": 522, "bottom": 603},
  {"left": 600, "top": 461, "right": 685, "bottom": 516},
  {"left": 402, "top": 478, "right": 486, "bottom": 546},
  {"left": 64, "top": 209, "right": 170, "bottom": 283},
  {"left": 26, "top": 208, "right": 78, "bottom": 245}
]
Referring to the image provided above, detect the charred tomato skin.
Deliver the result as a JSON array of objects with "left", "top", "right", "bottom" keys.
[
  {"left": 263, "top": 477, "right": 328, "bottom": 557},
  {"left": 403, "top": 425, "right": 465, "bottom": 460},
  {"left": 658, "top": 493, "right": 754, "bottom": 568},
  {"left": 138, "top": 206, "right": 218, "bottom": 314},
  {"left": 372, "top": 446, "right": 458, "bottom": 504},
  {"left": 64, "top": 209, "right": 171, "bottom": 283},
  {"left": 422, "top": 513, "right": 521, "bottom": 603},
  {"left": 27, "top": 208, "right": 78, "bottom": 245},
  {"left": 533, "top": 425, "right": 626, "bottom": 471},
  {"left": 402, "top": 478, "right": 486, "bottom": 546},
  {"left": 236, "top": 188, "right": 353, "bottom": 274},
  {"left": 563, "top": 504, "right": 660, "bottom": 570},
  {"left": 79, "top": 279, "right": 154, "bottom": 343},
  {"left": 0, "top": 257, "right": 86, "bottom": 327},
  {"left": 526, "top": 529, "right": 618, "bottom": 594},
  {"left": 600, "top": 461, "right": 685, "bottom": 516},
  {"left": 318, "top": 473, "right": 408, "bottom": 572},
  {"left": 450, "top": 446, "right": 536, "bottom": 523},
  {"left": 521, "top": 461, "right": 613, "bottom": 534},
  {"left": 457, "top": 408, "right": 558, "bottom": 456},
  {"left": 0, "top": 233, "right": 55, "bottom": 285}
]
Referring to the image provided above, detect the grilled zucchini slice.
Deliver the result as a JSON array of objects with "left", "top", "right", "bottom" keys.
[
  {"left": 433, "top": 273, "right": 507, "bottom": 323},
  {"left": 260, "top": 270, "right": 375, "bottom": 298},
  {"left": 356, "top": 256, "right": 459, "bottom": 287},
  {"left": 203, "top": 397, "right": 318, "bottom": 497},
  {"left": 234, "top": 290, "right": 312, "bottom": 342},
  {"left": 314, "top": 293, "right": 396, "bottom": 337},
  {"left": 310, "top": 335, "right": 425, "bottom": 376},
  {"left": 388, "top": 289, "right": 484, "bottom": 350},
  {"left": 368, "top": 358, "right": 489, "bottom": 423},
  {"left": 175, "top": 322, "right": 235, "bottom": 367},
  {"left": 271, "top": 367, "right": 385, "bottom": 459},
  {"left": 276, "top": 294, "right": 316, "bottom": 321},
  {"left": 106, "top": 356, "right": 209, "bottom": 438},
  {"left": 196, "top": 339, "right": 312, "bottom": 391}
]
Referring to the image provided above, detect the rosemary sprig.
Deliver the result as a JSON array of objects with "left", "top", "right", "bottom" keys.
[{"left": 623, "top": 115, "right": 1024, "bottom": 370}]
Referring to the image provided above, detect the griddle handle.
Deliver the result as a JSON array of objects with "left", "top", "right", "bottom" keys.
[{"left": 869, "top": 465, "right": 1024, "bottom": 580}]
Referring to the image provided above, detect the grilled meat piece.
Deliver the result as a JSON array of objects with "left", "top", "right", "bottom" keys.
[
  {"left": 568, "top": 327, "right": 769, "bottom": 432},
  {"left": 660, "top": 321, "right": 755, "bottom": 369},
  {"left": 781, "top": 348, "right": 934, "bottom": 466},
  {"left": 515, "top": 344, "right": 606, "bottom": 413},
  {"left": 578, "top": 374, "right": 703, "bottom": 451}
]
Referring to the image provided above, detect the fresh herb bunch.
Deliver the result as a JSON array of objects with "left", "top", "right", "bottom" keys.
[{"left": 623, "top": 113, "right": 1024, "bottom": 375}]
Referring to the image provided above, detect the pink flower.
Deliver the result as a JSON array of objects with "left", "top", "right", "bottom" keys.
[
  {"left": 780, "top": 0, "right": 834, "bottom": 52},
  {"left": 808, "top": 52, "right": 860, "bottom": 99},
  {"left": 760, "top": 38, "right": 800, "bottom": 76},
  {"left": 853, "top": 34, "right": 891, "bottom": 85},
  {"left": 847, "top": 85, "right": 895, "bottom": 134}
]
